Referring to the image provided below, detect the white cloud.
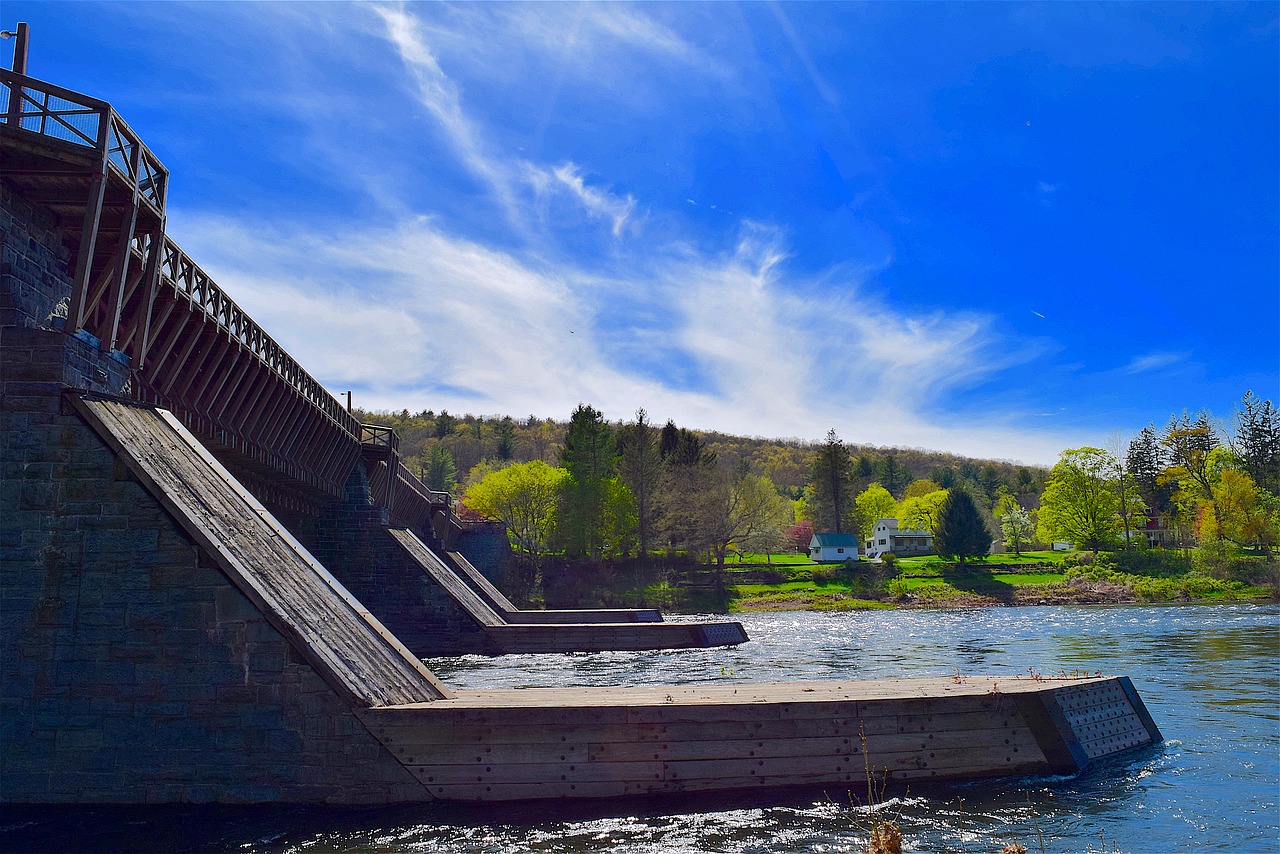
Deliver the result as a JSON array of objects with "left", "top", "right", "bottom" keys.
[
  {"left": 167, "top": 210, "right": 1077, "bottom": 464},
  {"left": 1122, "top": 351, "right": 1189, "bottom": 375}
]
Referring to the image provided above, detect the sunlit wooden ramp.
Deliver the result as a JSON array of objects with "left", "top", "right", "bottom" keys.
[
  {"left": 72, "top": 396, "right": 450, "bottom": 707},
  {"left": 358, "top": 675, "right": 1163, "bottom": 802},
  {"left": 444, "top": 550, "right": 663, "bottom": 625},
  {"left": 388, "top": 529, "right": 749, "bottom": 652}
]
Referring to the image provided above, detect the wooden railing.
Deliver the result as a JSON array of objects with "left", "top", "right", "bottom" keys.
[
  {"left": 3, "top": 68, "right": 448, "bottom": 521},
  {"left": 0, "top": 68, "right": 167, "bottom": 213}
]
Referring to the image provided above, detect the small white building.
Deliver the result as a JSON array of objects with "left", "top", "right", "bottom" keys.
[
  {"left": 809, "top": 532, "right": 860, "bottom": 563},
  {"left": 864, "top": 518, "right": 932, "bottom": 560}
]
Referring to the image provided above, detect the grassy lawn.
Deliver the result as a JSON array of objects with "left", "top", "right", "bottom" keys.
[
  {"left": 728, "top": 579, "right": 890, "bottom": 612},
  {"left": 727, "top": 552, "right": 816, "bottom": 566}
]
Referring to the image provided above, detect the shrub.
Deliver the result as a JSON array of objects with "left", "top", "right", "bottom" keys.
[
  {"left": 880, "top": 552, "right": 898, "bottom": 571},
  {"left": 810, "top": 565, "right": 839, "bottom": 583},
  {"left": 1112, "top": 549, "right": 1191, "bottom": 578},
  {"left": 1192, "top": 539, "right": 1259, "bottom": 582}
]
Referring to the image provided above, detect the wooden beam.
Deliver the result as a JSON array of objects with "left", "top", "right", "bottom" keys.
[{"left": 65, "top": 165, "right": 108, "bottom": 333}]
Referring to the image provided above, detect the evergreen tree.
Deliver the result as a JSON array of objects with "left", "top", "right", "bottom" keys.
[
  {"left": 1127, "top": 425, "right": 1170, "bottom": 512},
  {"left": 424, "top": 444, "right": 458, "bottom": 493},
  {"left": 1233, "top": 391, "right": 1280, "bottom": 494},
  {"left": 494, "top": 416, "right": 516, "bottom": 460},
  {"left": 434, "top": 409, "right": 457, "bottom": 439},
  {"left": 933, "top": 489, "right": 993, "bottom": 563},
  {"left": 876, "top": 454, "right": 911, "bottom": 497},
  {"left": 559, "top": 404, "right": 617, "bottom": 560},
  {"left": 617, "top": 409, "right": 662, "bottom": 556},
  {"left": 809, "top": 429, "right": 853, "bottom": 532}
]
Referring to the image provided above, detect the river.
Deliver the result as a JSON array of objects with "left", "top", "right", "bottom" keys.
[{"left": 3, "top": 604, "right": 1277, "bottom": 852}]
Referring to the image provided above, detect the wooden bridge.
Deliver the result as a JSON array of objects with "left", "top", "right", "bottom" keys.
[{"left": 0, "top": 67, "right": 444, "bottom": 519}]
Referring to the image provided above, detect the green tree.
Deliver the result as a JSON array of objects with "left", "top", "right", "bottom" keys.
[
  {"left": 933, "top": 489, "right": 993, "bottom": 562},
  {"left": 1232, "top": 391, "right": 1280, "bottom": 494},
  {"left": 1162, "top": 411, "right": 1222, "bottom": 531},
  {"left": 809, "top": 429, "right": 853, "bottom": 532},
  {"left": 434, "top": 409, "right": 457, "bottom": 439},
  {"left": 854, "top": 483, "right": 897, "bottom": 542},
  {"left": 999, "top": 504, "right": 1035, "bottom": 556},
  {"left": 1200, "top": 468, "right": 1279, "bottom": 554},
  {"left": 1037, "top": 447, "right": 1141, "bottom": 552},
  {"left": 558, "top": 404, "right": 617, "bottom": 560},
  {"left": 463, "top": 460, "right": 566, "bottom": 564},
  {"left": 1127, "top": 425, "right": 1172, "bottom": 513},
  {"left": 876, "top": 454, "right": 911, "bottom": 497},
  {"left": 423, "top": 444, "right": 458, "bottom": 494},
  {"left": 494, "top": 416, "right": 516, "bottom": 461},
  {"left": 617, "top": 409, "right": 662, "bottom": 557},
  {"left": 897, "top": 488, "right": 948, "bottom": 534},
  {"left": 705, "top": 472, "right": 793, "bottom": 584}
]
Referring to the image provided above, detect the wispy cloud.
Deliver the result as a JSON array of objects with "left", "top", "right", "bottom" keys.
[
  {"left": 169, "top": 208, "right": 1073, "bottom": 463},
  {"left": 1121, "top": 350, "right": 1190, "bottom": 375}
]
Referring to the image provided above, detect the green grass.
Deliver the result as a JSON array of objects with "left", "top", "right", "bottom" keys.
[{"left": 726, "top": 552, "right": 816, "bottom": 566}]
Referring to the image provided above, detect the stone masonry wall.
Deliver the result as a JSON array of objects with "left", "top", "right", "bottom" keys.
[
  {"left": 286, "top": 491, "right": 495, "bottom": 658},
  {"left": 1, "top": 185, "right": 431, "bottom": 804},
  {"left": 1, "top": 180, "right": 72, "bottom": 332},
  {"left": 0, "top": 336, "right": 430, "bottom": 803}
]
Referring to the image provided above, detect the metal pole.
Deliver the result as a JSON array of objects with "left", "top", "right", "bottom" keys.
[
  {"left": 346, "top": 390, "right": 352, "bottom": 412},
  {"left": 9, "top": 22, "right": 28, "bottom": 74}
]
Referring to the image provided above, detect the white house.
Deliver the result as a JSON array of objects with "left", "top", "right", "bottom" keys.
[
  {"left": 864, "top": 518, "right": 932, "bottom": 560},
  {"left": 809, "top": 532, "right": 860, "bottom": 563}
]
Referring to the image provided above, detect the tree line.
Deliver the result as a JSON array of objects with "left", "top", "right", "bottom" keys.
[{"left": 1035, "top": 391, "right": 1279, "bottom": 556}]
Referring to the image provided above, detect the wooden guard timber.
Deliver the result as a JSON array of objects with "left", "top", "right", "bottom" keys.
[
  {"left": 73, "top": 396, "right": 1162, "bottom": 803},
  {"left": 391, "top": 529, "right": 748, "bottom": 651}
]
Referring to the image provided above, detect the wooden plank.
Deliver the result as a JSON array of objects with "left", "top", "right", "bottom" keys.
[{"left": 73, "top": 397, "right": 449, "bottom": 708}]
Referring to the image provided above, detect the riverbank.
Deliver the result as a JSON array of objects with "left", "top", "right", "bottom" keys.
[
  {"left": 530, "top": 549, "right": 1277, "bottom": 614},
  {"left": 665, "top": 551, "right": 1278, "bottom": 613}
]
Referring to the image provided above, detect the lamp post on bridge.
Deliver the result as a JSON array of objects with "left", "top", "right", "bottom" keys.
[{"left": 2, "top": 22, "right": 29, "bottom": 74}]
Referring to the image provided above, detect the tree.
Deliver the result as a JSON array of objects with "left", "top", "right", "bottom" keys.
[
  {"left": 617, "top": 409, "right": 662, "bottom": 557},
  {"left": 463, "top": 460, "right": 566, "bottom": 564},
  {"left": 434, "top": 409, "right": 457, "bottom": 439},
  {"left": 1232, "top": 391, "right": 1280, "bottom": 495},
  {"left": 897, "top": 489, "right": 948, "bottom": 534},
  {"left": 706, "top": 472, "right": 793, "bottom": 581},
  {"left": 1037, "top": 447, "right": 1140, "bottom": 552},
  {"left": 558, "top": 404, "right": 617, "bottom": 560},
  {"left": 1127, "top": 425, "right": 1171, "bottom": 513},
  {"left": 903, "top": 479, "right": 943, "bottom": 499},
  {"left": 494, "top": 416, "right": 516, "bottom": 461},
  {"left": 423, "top": 444, "right": 458, "bottom": 494},
  {"left": 933, "top": 489, "right": 993, "bottom": 562},
  {"left": 784, "top": 520, "right": 814, "bottom": 554},
  {"left": 809, "top": 430, "right": 853, "bottom": 532},
  {"left": 854, "top": 483, "right": 897, "bottom": 542},
  {"left": 876, "top": 454, "right": 911, "bottom": 497},
  {"left": 1000, "top": 505, "right": 1035, "bottom": 556},
  {"left": 1162, "top": 411, "right": 1222, "bottom": 531},
  {"left": 1200, "top": 469, "right": 1279, "bottom": 554}
]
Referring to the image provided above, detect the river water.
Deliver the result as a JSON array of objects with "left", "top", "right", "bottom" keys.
[{"left": 3, "top": 604, "right": 1277, "bottom": 852}]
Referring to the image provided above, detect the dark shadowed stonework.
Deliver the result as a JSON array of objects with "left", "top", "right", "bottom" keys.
[{"left": 1, "top": 181, "right": 431, "bottom": 803}]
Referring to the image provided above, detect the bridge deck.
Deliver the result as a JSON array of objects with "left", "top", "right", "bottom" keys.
[
  {"left": 74, "top": 395, "right": 449, "bottom": 707},
  {"left": 388, "top": 529, "right": 749, "bottom": 652}
]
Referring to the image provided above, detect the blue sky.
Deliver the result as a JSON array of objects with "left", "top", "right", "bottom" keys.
[{"left": 10, "top": 2, "right": 1277, "bottom": 464}]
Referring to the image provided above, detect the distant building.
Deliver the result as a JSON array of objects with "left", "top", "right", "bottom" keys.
[
  {"left": 864, "top": 518, "right": 932, "bottom": 560},
  {"left": 809, "top": 532, "right": 861, "bottom": 562}
]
